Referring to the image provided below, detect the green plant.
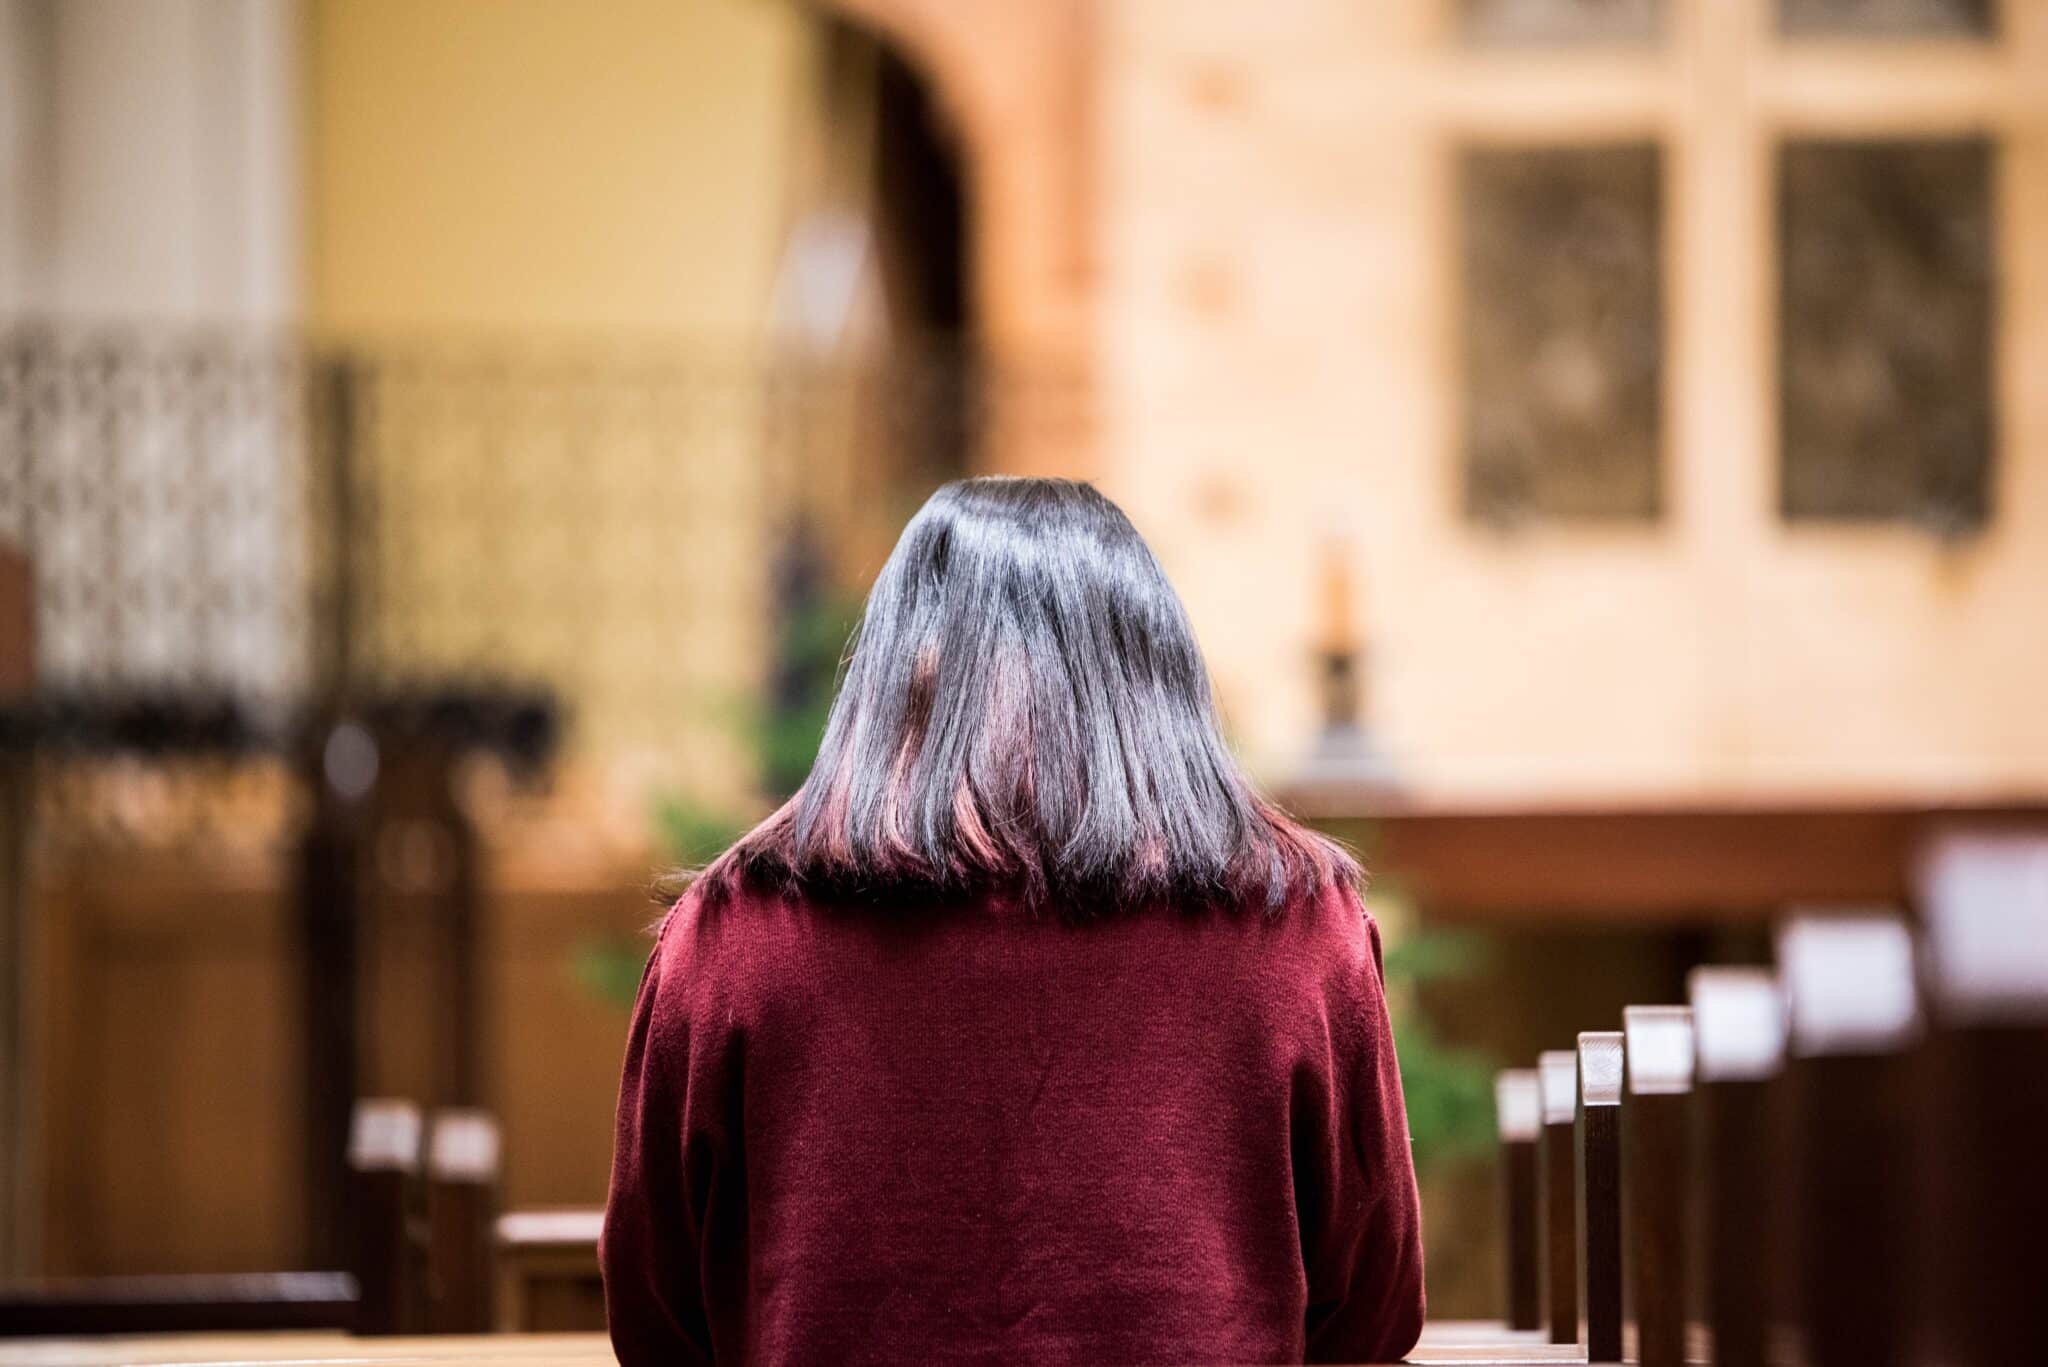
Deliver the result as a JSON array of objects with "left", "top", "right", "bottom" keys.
[
  {"left": 651, "top": 793, "right": 751, "bottom": 870},
  {"left": 1370, "top": 880, "right": 1498, "bottom": 1171},
  {"left": 1386, "top": 979, "right": 1498, "bottom": 1170},
  {"left": 573, "top": 937, "right": 656, "bottom": 1010},
  {"left": 575, "top": 539, "right": 859, "bottom": 1009}
]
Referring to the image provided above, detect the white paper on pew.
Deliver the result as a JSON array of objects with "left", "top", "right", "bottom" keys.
[
  {"left": 349, "top": 1098, "right": 424, "bottom": 1171},
  {"left": 1917, "top": 831, "right": 2048, "bottom": 1023},
  {"left": 1778, "top": 912, "right": 1922, "bottom": 1058},
  {"left": 1496, "top": 1070, "right": 1541, "bottom": 1140},
  {"left": 1578, "top": 1032, "right": 1623, "bottom": 1106},
  {"left": 430, "top": 1108, "right": 503, "bottom": 1180},
  {"left": 1689, "top": 967, "right": 1786, "bottom": 1082},
  {"left": 1538, "top": 1050, "right": 1577, "bottom": 1125},
  {"left": 1623, "top": 1005, "right": 1694, "bottom": 1094}
]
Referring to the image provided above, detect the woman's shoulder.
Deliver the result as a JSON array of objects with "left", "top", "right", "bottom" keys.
[
  {"left": 1262, "top": 877, "right": 1383, "bottom": 972},
  {"left": 1249, "top": 881, "right": 1396, "bottom": 1052},
  {"left": 650, "top": 878, "right": 799, "bottom": 977}
]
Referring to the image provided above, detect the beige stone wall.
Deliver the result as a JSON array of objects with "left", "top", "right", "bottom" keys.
[
  {"left": 297, "top": 0, "right": 2048, "bottom": 804},
  {"left": 1092, "top": 0, "right": 2048, "bottom": 802}
]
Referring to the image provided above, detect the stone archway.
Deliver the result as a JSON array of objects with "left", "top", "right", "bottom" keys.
[{"left": 810, "top": 0, "right": 1097, "bottom": 477}]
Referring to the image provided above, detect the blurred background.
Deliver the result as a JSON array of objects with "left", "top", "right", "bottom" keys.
[{"left": 0, "top": 0, "right": 2043, "bottom": 1322}]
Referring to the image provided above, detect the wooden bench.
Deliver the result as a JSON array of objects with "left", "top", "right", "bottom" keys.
[
  {"left": 1460, "top": 834, "right": 2046, "bottom": 1367},
  {"left": 1533, "top": 1049, "right": 1578, "bottom": 1347},
  {"left": 494, "top": 1209, "right": 605, "bottom": 1334},
  {"left": 1916, "top": 830, "right": 2048, "bottom": 1367},
  {"left": 0, "top": 1273, "right": 358, "bottom": 1338},
  {"left": 0, "top": 1100, "right": 505, "bottom": 1341},
  {"left": 1572, "top": 1032, "right": 1623, "bottom": 1362},
  {"left": 1687, "top": 965, "right": 1785, "bottom": 1366},
  {"left": 11, "top": 830, "right": 2043, "bottom": 1363},
  {"left": 1492, "top": 1069, "right": 1542, "bottom": 1333},
  {"left": 1778, "top": 912, "right": 1921, "bottom": 1367},
  {"left": 424, "top": 1110, "right": 500, "bottom": 1334},
  {"left": 1619, "top": 1004, "right": 1691, "bottom": 1367}
]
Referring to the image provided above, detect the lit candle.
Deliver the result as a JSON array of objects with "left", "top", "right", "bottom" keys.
[{"left": 1318, "top": 540, "right": 1358, "bottom": 656}]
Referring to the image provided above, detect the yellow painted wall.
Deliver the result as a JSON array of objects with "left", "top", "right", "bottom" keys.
[
  {"left": 301, "top": 0, "right": 815, "bottom": 805},
  {"left": 304, "top": 0, "right": 803, "bottom": 334}
]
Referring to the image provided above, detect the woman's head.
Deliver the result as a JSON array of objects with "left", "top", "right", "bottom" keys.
[{"left": 698, "top": 476, "right": 1356, "bottom": 914}]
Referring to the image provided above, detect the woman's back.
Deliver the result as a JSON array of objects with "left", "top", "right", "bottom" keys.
[
  {"left": 600, "top": 883, "right": 1425, "bottom": 1365},
  {"left": 601, "top": 478, "right": 1424, "bottom": 1363}
]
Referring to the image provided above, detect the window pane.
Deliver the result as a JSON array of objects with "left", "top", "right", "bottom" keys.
[
  {"left": 1461, "top": 0, "right": 1663, "bottom": 45},
  {"left": 1462, "top": 145, "right": 1663, "bottom": 524},
  {"left": 1778, "top": 0, "right": 1993, "bottom": 37},
  {"left": 1778, "top": 138, "right": 1994, "bottom": 530}
]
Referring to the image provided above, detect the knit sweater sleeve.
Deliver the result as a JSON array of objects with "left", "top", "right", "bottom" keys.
[
  {"left": 1299, "top": 888, "right": 1428, "bottom": 1364},
  {"left": 599, "top": 895, "right": 729, "bottom": 1367}
]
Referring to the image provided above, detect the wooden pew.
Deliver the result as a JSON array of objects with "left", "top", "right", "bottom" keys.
[
  {"left": 0, "top": 1331, "right": 614, "bottom": 1364},
  {"left": 1, "top": 1097, "right": 468, "bottom": 1340},
  {"left": 0, "top": 1098, "right": 514, "bottom": 1342},
  {"left": 354, "top": 1099, "right": 510, "bottom": 1337},
  {"left": 348, "top": 1098, "right": 426, "bottom": 1335},
  {"left": 1777, "top": 912, "right": 1921, "bottom": 1367},
  {"left": 1916, "top": 831, "right": 2048, "bottom": 1367},
  {"left": 27, "top": 886, "right": 2039, "bottom": 1362},
  {"left": 1619, "top": 1005, "right": 1692, "bottom": 1367},
  {"left": 0, "top": 1273, "right": 357, "bottom": 1337},
  {"left": 1573, "top": 1032, "right": 1623, "bottom": 1363},
  {"left": 425, "top": 1109, "right": 500, "bottom": 1334},
  {"left": 1686, "top": 966, "right": 1786, "bottom": 1367},
  {"left": 1493, "top": 1069, "right": 1543, "bottom": 1333},
  {"left": 496, "top": 1208, "right": 605, "bottom": 1333},
  {"left": 1533, "top": 1049, "right": 1578, "bottom": 1346},
  {"left": 1, "top": 1095, "right": 419, "bottom": 1338}
]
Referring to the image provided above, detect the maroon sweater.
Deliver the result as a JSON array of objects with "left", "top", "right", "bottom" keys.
[{"left": 600, "top": 882, "right": 1426, "bottom": 1365}]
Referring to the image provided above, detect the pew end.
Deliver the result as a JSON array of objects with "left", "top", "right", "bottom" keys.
[
  {"left": 1534, "top": 1049, "right": 1579, "bottom": 1346},
  {"left": 1916, "top": 830, "right": 2048, "bottom": 1367},
  {"left": 1687, "top": 965, "right": 1787, "bottom": 1367},
  {"left": 1573, "top": 1031, "right": 1623, "bottom": 1363},
  {"left": 1778, "top": 910, "right": 1922, "bottom": 1367},
  {"left": 1493, "top": 1068, "right": 1543, "bottom": 1333},
  {"left": 496, "top": 1208, "right": 606, "bottom": 1334},
  {"left": 1620, "top": 1004, "right": 1693, "bottom": 1367}
]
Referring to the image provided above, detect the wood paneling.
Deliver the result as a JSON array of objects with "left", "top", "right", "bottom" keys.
[
  {"left": 31, "top": 849, "right": 655, "bottom": 1277},
  {"left": 1289, "top": 797, "right": 2048, "bottom": 921}
]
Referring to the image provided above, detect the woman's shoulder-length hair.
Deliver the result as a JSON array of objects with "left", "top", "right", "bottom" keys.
[{"left": 690, "top": 476, "right": 1358, "bottom": 917}]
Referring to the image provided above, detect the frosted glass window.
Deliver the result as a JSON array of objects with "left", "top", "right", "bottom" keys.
[
  {"left": 1462, "top": 145, "right": 1664, "bottom": 524},
  {"left": 1778, "top": 138, "right": 1994, "bottom": 530}
]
